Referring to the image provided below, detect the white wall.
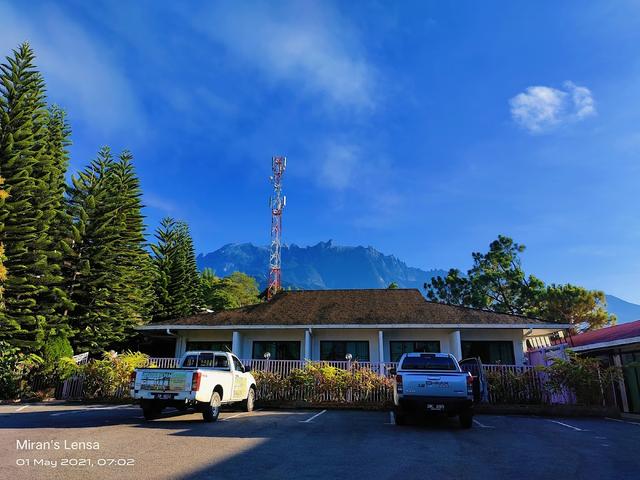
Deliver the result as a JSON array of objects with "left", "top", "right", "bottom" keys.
[{"left": 171, "top": 327, "right": 528, "bottom": 365}]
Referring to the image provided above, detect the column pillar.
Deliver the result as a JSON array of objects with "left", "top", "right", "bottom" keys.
[
  {"left": 175, "top": 336, "right": 186, "bottom": 357},
  {"left": 304, "top": 329, "right": 312, "bottom": 360},
  {"left": 378, "top": 330, "right": 385, "bottom": 363},
  {"left": 232, "top": 331, "right": 242, "bottom": 357},
  {"left": 449, "top": 330, "right": 462, "bottom": 360}
]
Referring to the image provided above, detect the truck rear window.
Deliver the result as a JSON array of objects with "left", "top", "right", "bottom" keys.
[{"left": 400, "top": 355, "right": 457, "bottom": 371}]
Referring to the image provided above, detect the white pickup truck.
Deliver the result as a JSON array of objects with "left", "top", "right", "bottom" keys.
[
  {"left": 392, "top": 353, "right": 474, "bottom": 428},
  {"left": 130, "top": 351, "right": 257, "bottom": 422}
]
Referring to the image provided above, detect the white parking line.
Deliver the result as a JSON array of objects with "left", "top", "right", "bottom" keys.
[
  {"left": 473, "top": 419, "right": 495, "bottom": 428},
  {"left": 387, "top": 411, "right": 395, "bottom": 425},
  {"left": 50, "top": 405, "right": 132, "bottom": 417},
  {"left": 605, "top": 417, "right": 640, "bottom": 426},
  {"left": 548, "top": 420, "right": 585, "bottom": 432},
  {"left": 15, "top": 405, "right": 29, "bottom": 412},
  {"left": 222, "top": 408, "right": 263, "bottom": 421},
  {"left": 300, "top": 410, "right": 327, "bottom": 423}
]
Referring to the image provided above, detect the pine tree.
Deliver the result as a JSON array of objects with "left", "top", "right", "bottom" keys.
[
  {"left": 66, "top": 148, "right": 154, "bottom": 352},
  {"left": 150, "top": 218, "right": 201, "bottom": 321},
  {"left": 109, "top": 151, "right": 154, "bottom": 335},
  {"left": 0, "top": 43, "right": 58, "bottom": 349},
  {"left": 38, "top": 105, "right": 73, "bottom": 337}
]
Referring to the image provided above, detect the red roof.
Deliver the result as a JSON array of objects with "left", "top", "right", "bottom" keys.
[{"left": 567, "top": 319, "right": 640, "bottom": 348}]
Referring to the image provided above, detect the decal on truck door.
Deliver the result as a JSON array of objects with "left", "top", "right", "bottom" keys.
[{"left": 233, "top": 375, "right": 247, "bottom": 400}]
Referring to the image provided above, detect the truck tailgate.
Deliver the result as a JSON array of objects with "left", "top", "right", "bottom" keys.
[
  {"left": 137, "top": 369, "right": 192, "bottom": 392},
  {"left": 402, "top": 372, "right": 469, "bottom": 398}
]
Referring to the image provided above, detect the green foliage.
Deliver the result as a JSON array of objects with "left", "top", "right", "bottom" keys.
[
  {"left": 484, "top": 368, "right": 545, "bottom": 404},
  {"left": 200, "top": 269, "right": 260, "bottom": 311},
  {"left": 0, "top": 43, "right": 70, "bottom": 350},
  {"left": 387, "top": 282, "right": 399, "bottom": 289},
  {"left": 150, "top": 218, "right": 201, "bottom": 320},
  {"left": 534, "top": 284, "right": 615, "bottom": 332},
  {"left": 66, "top": 148, "right": 154, "bottom": 352},
  {"left": 542, "top": 351, "right": 621, "bottom": 406},
  {"left": 80, "top": 351, "right": 149, "bottom": 400},
  {"left": 425, "top": 235, "right": 615, "bottom": 331},
  {"left": 253, "top": 362, "right": 393, "bottom": 404},
  {"left": 0, "top": 340, "right": 42, "bottom": 399},
  {"left": 40, "top": 334, "right": 73, "bottom": 375}
]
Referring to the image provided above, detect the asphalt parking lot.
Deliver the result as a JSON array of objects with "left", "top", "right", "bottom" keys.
[{"left": 1, "top": 403, "right": 639, "bottom": 480}]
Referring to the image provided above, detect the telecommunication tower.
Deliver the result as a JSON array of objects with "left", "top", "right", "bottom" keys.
[{"left": 267, "top": 156, "right": 286, "bottom": 300}]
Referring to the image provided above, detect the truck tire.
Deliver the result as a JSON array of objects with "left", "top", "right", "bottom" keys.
[
  {"left": 202, "top": 391, "right": 221, "bottom": 422},
  {"left": 242, "top": 387, "right": 256, "bottom": 412},
  {"left": 459, "top": 409, "right": 473, "bottom": 429},
  {"left": 141, "top": 401, "right": 162, "bottom": 421}
]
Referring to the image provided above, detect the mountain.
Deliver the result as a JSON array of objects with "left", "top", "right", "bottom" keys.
[
  {"left": 196, "top": 242, "right": 640, "bottom": 322},
  {"left": 196, "top": 240, "right": 446, "bottom": 291},
  {"left": 605, "top": 295, "right": 640, "bottom": 324}
]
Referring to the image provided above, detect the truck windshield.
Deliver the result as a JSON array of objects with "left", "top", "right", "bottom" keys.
[{"left": 401, "top": 355, "right": 457, "bottom": 371}]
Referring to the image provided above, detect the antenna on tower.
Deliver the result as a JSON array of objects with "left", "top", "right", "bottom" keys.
[{"left": 268, "top": 156, "right": 286, "bottom": 300}]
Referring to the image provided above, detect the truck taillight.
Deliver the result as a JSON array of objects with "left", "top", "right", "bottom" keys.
[
  {"left": 191, "top": 372, "right": 201, "bottom": 392},
  {"left": 467, "top": 374, "right": 474, "bottom": 394},
  {"left": 396, "top": 374, "right": 403, "bottom": 393},
  {"left": 129, "top": 371, "right": 136, "bottom": 390}
]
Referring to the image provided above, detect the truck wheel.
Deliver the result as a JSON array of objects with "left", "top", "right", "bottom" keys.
[
  {"left": 141, "top": 402, "right": 162, "bottom": 421},
  {"left": 459, "top": 409, "right": 473, "bottom": 429},
  {"left": 242, "top": 387, "right": 256, "bottom": 412},
  {"left": 394, "top": 410, "right": 406, "bottom": 426},
  {"left": 202, "top": 392, "right": 221, "bottom": 422}
]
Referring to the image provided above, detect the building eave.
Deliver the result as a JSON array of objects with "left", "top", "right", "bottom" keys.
[
  {"left": 569, "top": 336, "right": 640, "bottom": 352},
  {"left": 136, "top": 323, "right": 571, "bottom": 331}
]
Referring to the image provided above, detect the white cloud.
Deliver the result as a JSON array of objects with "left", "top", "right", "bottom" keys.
[
  {"left": 320, "top": 142, "right": 361, "bottom": 190},
  {"left": 510, "top": 81, "right": 596, "bottom": 133},
  {"left": 191, "top": 1, "right": 375, "bottom": 110},
  {"left": 0, "top": 3, "right": 146, "bottom": 138}
]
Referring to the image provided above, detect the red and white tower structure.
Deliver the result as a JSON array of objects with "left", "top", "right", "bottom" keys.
[{"left": 267, "top": 156, "right": 286, "bottom": 300}]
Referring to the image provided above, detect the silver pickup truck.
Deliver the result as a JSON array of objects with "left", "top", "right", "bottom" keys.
[{"left": 392, "top": 353, "right": 474, "bottom": 428}]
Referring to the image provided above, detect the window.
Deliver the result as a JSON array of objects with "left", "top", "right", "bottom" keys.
[
  {"left": 214, "top": 354, "right": 229, "bottom": 369},
  {"left": 320, "top": 341, "right": 369, "bottom": 361},
  {"left": 390, "top": 341, "right": 440, "bottom": 362},
  {"left": 231, "top": 355, "right": 245, "bottom": 372},
  {"left": 461, "top": 341, "right": 515, "bottom": 365},
  {"left": 400, "top": 354, "right": 457, "bottom": 371},
  {"left": 182, "top": 353, "right": 226, "bottom": 368},
  {"left": 252, "top": 341, "right": 301, "bottom": 360},
  {"left": 185, "top": 341, "right": 232, "bottom": 353}
]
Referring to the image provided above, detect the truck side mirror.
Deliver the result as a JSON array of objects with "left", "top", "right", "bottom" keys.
[
  {"left": 388, "top": 368, "right": 396, "bottom": 375},
  {"left": 244, "top": 364, "right": 251, "bottom": 373}
]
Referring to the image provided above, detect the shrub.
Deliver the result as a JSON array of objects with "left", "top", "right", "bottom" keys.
[
  {"left": 254, "top": 362, "right": 393, "bottom": 404},
  {"left": 484, "top": 368, "right": 545, "bottom": 404},
  {"left": 80, "top": 351, "right": 149, "bottom": 400},
  {"left": 0, "top": 341, "right": 42, "bottom": 400},
  {"left": 542, "top": 350, "right": 621, "bottom": 406}
]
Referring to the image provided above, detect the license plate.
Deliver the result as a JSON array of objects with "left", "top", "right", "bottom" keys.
[
  {"left": 155, "top": 393, "right": 173, "bottom": 400},
  {"left": 427, "top": 404, "right": 445, "bottom": 411}
]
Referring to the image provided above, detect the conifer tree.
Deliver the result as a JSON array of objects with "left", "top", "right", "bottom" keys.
[
  {"left": 67, "top": 148, "right": 153, "bottom": 352},
  {"left": 0, "top": 43, "right": 63, "bottom": 349},
  {"left": 151, "top": 218, "right": 201, "bottom": 321}
]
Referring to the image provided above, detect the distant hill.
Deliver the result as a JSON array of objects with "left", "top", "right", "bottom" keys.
[
  {"left": 196, "top": 241, "right": 640, "bottom": 323},
  {"left": 196, "top": 240, "right": 446, "bottom": 291},
  {"left": 605, "top": 295, "right": 640, "bottom": 324}
]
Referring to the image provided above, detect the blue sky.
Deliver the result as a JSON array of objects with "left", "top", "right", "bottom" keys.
[{"left": 1, "top": 1, "right": 639, "bottom": 302}]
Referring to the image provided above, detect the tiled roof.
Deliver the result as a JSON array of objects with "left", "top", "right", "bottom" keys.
[{"left": 147, "top": 289, "right": 553, "bottom": 327}]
